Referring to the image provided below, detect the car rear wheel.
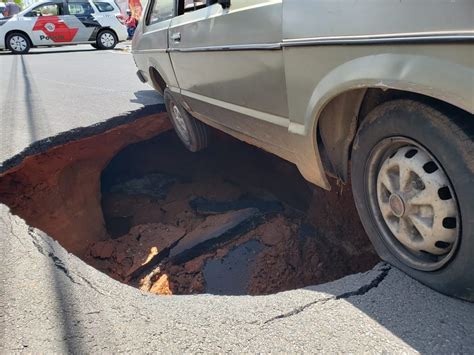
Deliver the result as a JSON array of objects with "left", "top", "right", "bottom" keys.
[
  {"left": 96, "top": 30, "right": 117, "bottom": 50},
  {"left": 6, "top": 32, "right": 30, "bottom": 54},
  {"left": 163, "top": 89, "right": 210, "bottom": 152},
  {"left": 351, "top": 100, "right": 474, "bottom": 301}
]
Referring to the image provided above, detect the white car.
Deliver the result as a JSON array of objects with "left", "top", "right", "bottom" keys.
[{"left": 0, "top": 0, "right": 127, "bottom": 54}]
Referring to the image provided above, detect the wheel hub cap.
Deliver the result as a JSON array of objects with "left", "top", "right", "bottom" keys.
[
  {"left": 10, "top": 36, "right": 27, "bottom": 52},
  {"left": 101, "top": 33, "right": 114, "bottom": 48},
  {"left": 389, "top": 194, "right": 405, "bottom": 218},
  {"left": 376, "top": 145, "right": 459, "bottom": 257},
  {"left": 171, "top": 103, "right": 190, "bottom": 145}
]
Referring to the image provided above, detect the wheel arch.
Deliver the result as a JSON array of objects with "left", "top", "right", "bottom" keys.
[
  {"left": 5, "top": 29, "right": 33, "bottom": 48},
  {"left": 148, "top": 66, "right": 167, "bottom": 95},
  {"left": 310, "top": 54, "right": 474, "bottom": 182}
]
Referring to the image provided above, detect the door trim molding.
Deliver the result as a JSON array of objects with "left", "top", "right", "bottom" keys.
[
  {"left": 168, "top": 43, "right": 282, "bottom": 52},
  {"left": 181, "top": 89, "right": 290, "bottom": 128},
  {"left": 283, "top": 32, "right": 474, "bottom": 47},
  {"left": 165, "top": 32, "right": 474, "bottom": 53}
]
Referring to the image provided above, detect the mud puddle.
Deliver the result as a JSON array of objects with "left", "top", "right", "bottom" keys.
[{"left": 0, "top": 114, "right": 379, "bottom": 296}]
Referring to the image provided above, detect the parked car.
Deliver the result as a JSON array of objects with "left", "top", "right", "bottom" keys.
[
  {"left": 132, "top": 0, "right": 474, "bottom": 301},
  {"left": 0, "top": 0, "right": 127, "bottom": 54}
]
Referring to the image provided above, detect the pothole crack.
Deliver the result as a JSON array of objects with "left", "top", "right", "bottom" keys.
[
  {"left": 30, "top": 231, "right": 47, "bottom": 256},
  {"left": 1, "top": 214, "right": 27, "bottom": 248},
  {"left": 335, "top": 264, "right": 391, "bottom": 300},
  {"left": 263, "top": 264, "right": 391, "bottom": 325},
  {"left": 29, "top": 229, "right": 108, "bottom": 294},
  {"left": 75, "top": 274, "right": 109, "bottom": 296},
  {"left": 47, "top": 252, "right": 81, "bottom": 285}
]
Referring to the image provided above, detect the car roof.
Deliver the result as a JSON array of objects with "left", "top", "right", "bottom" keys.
[
  {"left": 18, "top": 0, "right": 116, "bottom": 15},
  {"left": 18, "top": 0, "right": 102, "bottom": 14}
]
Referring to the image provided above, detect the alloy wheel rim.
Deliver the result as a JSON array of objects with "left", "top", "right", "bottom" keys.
[
  {"left": 368, "top": 137, "right": 460, "bottom": 271},
  {"left": 10, "top": 36, "right": 27, "bottom": 52}
]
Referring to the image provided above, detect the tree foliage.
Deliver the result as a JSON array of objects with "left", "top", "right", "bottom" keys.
[{"left": 13, "top": 0, "right": 24, "bottom": 10}]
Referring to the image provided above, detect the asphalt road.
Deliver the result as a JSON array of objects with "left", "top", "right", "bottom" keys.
[
  {"left": 0, "top": 44, "right": 163, "bottom": 162},
  {"left": 1, "top": 46, "right": 473, "bottom": 353}
]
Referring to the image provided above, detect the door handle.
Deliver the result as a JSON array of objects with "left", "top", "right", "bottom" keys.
[
  {"left": 171, "top": 32, "right": 181, "bottom": 42},
  {"left": 57, "top": 19, "right": 65, "bottom": 23}
]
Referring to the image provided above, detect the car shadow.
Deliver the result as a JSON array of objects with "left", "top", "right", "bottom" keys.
[
  {"left": 130, "top": 90, "right": 164, "bottom": 106},
  {"left": 299, "top": 264, "right": 474, "bottom": 352},
  {"left": 0, "top": 48, "right": 96, "bottom": 56}
]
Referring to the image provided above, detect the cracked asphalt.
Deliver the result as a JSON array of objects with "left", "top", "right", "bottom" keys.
[{"left": 1, "top": 46, "right": 474, "bottom": 353}]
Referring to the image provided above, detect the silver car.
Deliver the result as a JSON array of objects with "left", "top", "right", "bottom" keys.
[{"left": 132, "top": 0, "right": 474, "bottom": 301}]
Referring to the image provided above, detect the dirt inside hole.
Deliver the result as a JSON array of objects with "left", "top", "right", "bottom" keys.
[{"left": 0, "top": 114, "right": 379, "bottom": 296}]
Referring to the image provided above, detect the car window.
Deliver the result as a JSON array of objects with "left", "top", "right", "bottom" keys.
[
  {"left": 26, "top": 3, "right": 64, "bottom": 17},
  {"left": 68, "top": 2, "right": 94, "bottom": 15},
  {"left": 181, "top": 0, "right": 208, "bottom": 14},
  {"left": 93, "top": 1, "right": 114, "bottom": 12},
  {"left": 146, "top": 0, "right": 174, "bottom": 26}
]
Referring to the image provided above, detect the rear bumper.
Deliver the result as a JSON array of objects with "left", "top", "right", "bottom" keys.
[{"left": 115, "top": 25, "right": 128, "bottom": 42}]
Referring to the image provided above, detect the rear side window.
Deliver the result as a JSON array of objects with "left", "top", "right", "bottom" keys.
[
  {"left": 68, "top": 2, "right": 94, "bottom": 15},
  {"left": 146, "top": 0, "right": 175, "bottom": 25},
  {"left": 94, "top": 2, "right": 114, "bottom": 12}
]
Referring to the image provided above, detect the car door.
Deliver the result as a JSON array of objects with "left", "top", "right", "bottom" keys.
[
  {"left": 168, "top": 0, "right": 290, "bottom": 144},
  {"left": 133, "top": 0, "right": 179, "bottom": 91},
  {"left": 26, "top": 1, "right": 80, "bottom": 45},
  {"left": 65, "top": 0, "right": 102, "bottom": 43}
]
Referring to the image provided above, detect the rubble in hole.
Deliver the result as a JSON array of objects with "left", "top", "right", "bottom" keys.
[{"left": 85, "top": 132, "right": 379, "bottom": 295}]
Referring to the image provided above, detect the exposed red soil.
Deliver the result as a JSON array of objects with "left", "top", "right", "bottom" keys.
[{"left": 0, "top": 113, "right": 171, "bottom": 255}]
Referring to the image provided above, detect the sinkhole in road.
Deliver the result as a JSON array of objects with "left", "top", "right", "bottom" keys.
[{"left": 0, "top": 113, "right": 379, "bottom": 295}]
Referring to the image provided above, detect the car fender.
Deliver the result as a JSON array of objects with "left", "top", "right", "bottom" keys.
[
  {"left": 0, "top": 16, "right": 34, "bottom": 48},
  {"left": 297, "top": 53, "right": 474, "bottom": 139},
  {"left": 287, "top": 52, "right": 474, "bottom": 190},
  {"left": 95, "top": 15, "right": 127, "bottom": 41}
]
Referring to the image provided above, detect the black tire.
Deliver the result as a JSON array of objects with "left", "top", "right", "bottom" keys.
[
  {"left": 163, "top": 89, "right": 210, "bottom": 152},
  {"left": 91, "top": 43, "right": 99, "bottom": 49},
  {"left": 351, "top": 99, "right": 474, "bottom": 301},
  {"left": 6, "top": 32, "right": 31, "bottom": 54},
  {"left": 96, "top": 29, "right": 117, "bottom": 50}
]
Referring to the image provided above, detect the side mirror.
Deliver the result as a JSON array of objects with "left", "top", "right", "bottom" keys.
[{"left": 218, "top": 0, "right": 230, "bottom": 9}]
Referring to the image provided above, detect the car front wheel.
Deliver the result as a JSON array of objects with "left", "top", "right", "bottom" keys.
[
  {"left": 351, "top": 100, "right": 474, "bottom": 301},
  {"left": 163, "top": 89, "right": 210, "bottom": 152}
]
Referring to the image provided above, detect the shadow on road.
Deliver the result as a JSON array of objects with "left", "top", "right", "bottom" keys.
[
  {"left": 0, "top": 55, "right": 50, "bottom": 157},
  {"left": 0, "top": 48, "right": 96, "bottom": 56},
  {"left": 20, "top": 56, "right": 41, "bottom": 142},
  {"left": 49, "top": 248, "right": 87, "bottom": 353},
  {"left": 303, "top": 265, "right": 473, "bottom": 352},
  {"left": 130, "top": 90, "right": 164, "bottom": 106}
]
